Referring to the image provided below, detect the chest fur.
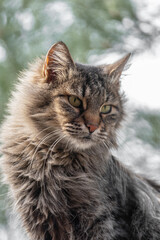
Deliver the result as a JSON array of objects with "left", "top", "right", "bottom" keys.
[{"left": 3, "top": 143, "right": 129, "bottom": 239}]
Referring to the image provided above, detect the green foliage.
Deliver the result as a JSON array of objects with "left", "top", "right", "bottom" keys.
[
  {"left": 0, "top": 174, "right": 8, "bottom": 225},
  {"left": 135, "top": 111, "right": 160, "bottom": 149}
]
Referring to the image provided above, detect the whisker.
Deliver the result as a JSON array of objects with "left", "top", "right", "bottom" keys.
[
  {"left": 29, "top": 130, "right": 61, "bottom": 169},
  {"left": 20, "top": 126, "right": 54, "bottom": 156},
  {"left": 47, "top": 135, "right": 66, "bottom": 159},
  {"left": 31, "top": 132, "right": 55, "bottom": 159},
  {"left": 65, "top": 123, "right": 81, "bottom": 127},
  {"left": 102, "top": 141, "right": 109, "bottom": 150}
]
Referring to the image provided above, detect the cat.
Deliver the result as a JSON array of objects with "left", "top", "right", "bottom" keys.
[{"left": 1, "top": 41, "right": 160, "bottom": 240}]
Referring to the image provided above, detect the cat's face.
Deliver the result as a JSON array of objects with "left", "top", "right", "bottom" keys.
[
  {"left": 27, "top": 42, "right": 130, "bottom": 151},
  {"left": 49, "top": 66, "right": 124, "bottom": 151}
]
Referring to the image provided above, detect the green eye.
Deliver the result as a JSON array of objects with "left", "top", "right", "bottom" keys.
[
  {"left": 68, "top": 96, "right": 82, "bottom": 108},
  {"left": 100, "top": 105, "right": 112, "bottom": 114}
]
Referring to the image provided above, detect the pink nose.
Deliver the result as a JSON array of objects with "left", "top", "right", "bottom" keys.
[{"left": 87, "top": 124, "right": 98, "bottom": 133}]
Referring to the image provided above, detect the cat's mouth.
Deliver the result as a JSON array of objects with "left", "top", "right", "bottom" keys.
[
  {"left": 82, "top": 135, "right": 91, "bottom": 140},
  {"left": 76, "top": 132, "right": 93, "bottom": 141},
  {"left": 64, "top": 131, "right": 96, "bottom": 150}
]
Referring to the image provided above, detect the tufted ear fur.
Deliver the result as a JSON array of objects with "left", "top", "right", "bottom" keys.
[
  {"left": 102, "top": 53, "right": 131, "bottom": 87},
  {"left": 43, "top": 41, "right": 75, "bottom": 83}
]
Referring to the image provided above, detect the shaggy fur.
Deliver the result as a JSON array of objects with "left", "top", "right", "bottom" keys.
[{"left": 1, "top": 42, "right": 160, "bottom": 240}]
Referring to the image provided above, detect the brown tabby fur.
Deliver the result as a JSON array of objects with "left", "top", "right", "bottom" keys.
[{"left": 1, "top": 42, "right": 160, "bottom": 240}]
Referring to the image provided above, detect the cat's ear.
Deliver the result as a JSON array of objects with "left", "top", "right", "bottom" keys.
[
  {"left": 43, "top": 41, "right": 75, "bottom": 83},
  {"left": 102, "top": 53, "right": 131, "bottom": 85}
]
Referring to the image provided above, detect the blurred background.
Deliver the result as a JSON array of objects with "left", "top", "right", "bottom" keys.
[{"left": 0, "top": 0, "right": 160, "bottom": 239}]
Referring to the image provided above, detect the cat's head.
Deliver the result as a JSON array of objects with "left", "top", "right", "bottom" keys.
[{"left": 20, "top": 42, "right": 130, "bottom": 151}]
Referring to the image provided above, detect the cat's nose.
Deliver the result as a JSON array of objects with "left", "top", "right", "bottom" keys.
[{"left": 87, "top": 124, "right": 98, "bottom": 133}]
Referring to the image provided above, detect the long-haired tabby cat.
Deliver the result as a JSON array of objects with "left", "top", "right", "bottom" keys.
[{"left": 1, "top": 42, "right": 160, "bottom": 240}]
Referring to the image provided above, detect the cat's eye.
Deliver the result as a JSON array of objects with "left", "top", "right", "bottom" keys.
[
  {"left": 100, "top": 105, "right": 112, "bottom": 114},
  {"left": 68, "top": 96, "right": 82, "bottom": 108}
]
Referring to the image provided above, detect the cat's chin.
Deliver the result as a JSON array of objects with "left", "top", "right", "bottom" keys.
[{"left": 67, "top": 136, "right": 96, "bottom": 151}]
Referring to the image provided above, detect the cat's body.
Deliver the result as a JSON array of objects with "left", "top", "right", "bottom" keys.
[{"left": 1, "top": 42, "right": 160, "bottom": 240}]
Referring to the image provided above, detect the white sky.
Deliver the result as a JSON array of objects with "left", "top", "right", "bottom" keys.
[
  {"left": 95, "top": 43, "right": 160, "bottom": 111},
  {"left": 122, "top": 46, "right": 160, "bottom": 110},
  {"left": 123, "top": 0, "right": 160, "bottom": 110}
]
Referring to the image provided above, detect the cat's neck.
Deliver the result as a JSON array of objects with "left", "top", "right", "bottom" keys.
[
  {"left": 2, "top": 123, "right": 111, "bottom": 179},
  {"left": 40, "top": 140, "right": 111, "bottom": 168}
]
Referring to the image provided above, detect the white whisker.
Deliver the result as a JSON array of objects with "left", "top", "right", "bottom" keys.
[
  {"left": 47, "top": 135, "right": 66, "bottom": 159},
  {"left": 29, "top": 130, "right": 61, "bottom": 169},
  {"left": 21, "top": 126, "right": 54, "bottom": 156}
]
